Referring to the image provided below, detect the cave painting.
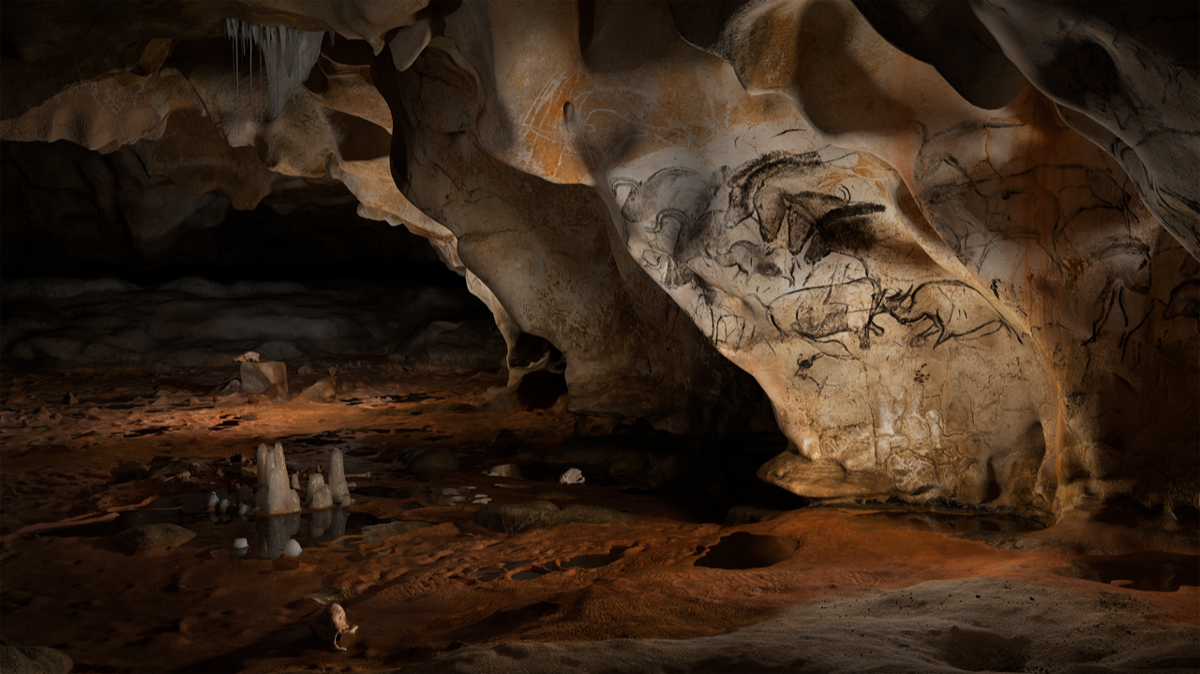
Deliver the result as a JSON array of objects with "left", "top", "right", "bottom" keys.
[
  {"left": 604, "top": 135, "right": 1197, "bottom": 515},
  {"left": 615, "top": 151, "right": 1013, "bottom": 356},
  {"left": 609, "top": 148, "right": 1052, "bottom": 506}
]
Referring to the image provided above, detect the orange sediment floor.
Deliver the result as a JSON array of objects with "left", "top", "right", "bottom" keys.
[{"left": 1, "top": 362, "right": 1196, "bottom": 672}]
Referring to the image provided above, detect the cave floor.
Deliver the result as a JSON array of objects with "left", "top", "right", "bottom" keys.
[{"left": 1, "top": 362, "right": 1197, "bottom": 673}]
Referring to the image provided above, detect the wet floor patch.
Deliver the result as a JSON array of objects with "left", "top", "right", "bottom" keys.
[
  {"left": 1055, "top": 552, "right": 1200, "bottom": 592},
  {"left": 124, "top": 426, "right": 174, "bottom": 437},
  {"left": 695, "top": 532, "right": 797, "bottom": 570},
  {"left": 359, "top": 520, "right": 431, "bottom": 542},
  {"left": 40, "top": 492, "right": 376, "bottom": 559},
  {"left": 470, "top": 567, "right": 505, "bottom": 581},
  {"left": 562, "top": 546, "right": 629, "bottom": 569}
]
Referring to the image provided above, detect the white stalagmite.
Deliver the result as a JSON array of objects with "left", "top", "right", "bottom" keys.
[
  {"left": 256, "top": 443, "right": 270, "bottom": 489},
  {"left": 328, "top": 449, "right": 351, "bottom": 505},
  {"left": 256, "top": 442, "right": 302, "bottom": 514},
  {"left": 224, "top": 17, "right": 325, "bottom": 120},
  {"left": 307, "top": 473, "right": 334, "bottom": 510}
]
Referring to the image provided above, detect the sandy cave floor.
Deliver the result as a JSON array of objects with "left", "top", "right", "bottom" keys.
[{"left": 0, "top": 361, "right": 1197, "bottom": 673}]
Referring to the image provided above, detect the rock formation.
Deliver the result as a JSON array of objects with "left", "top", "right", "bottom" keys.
[{"left": 1, "top": 0, "right": 1195, "bottom": 521}]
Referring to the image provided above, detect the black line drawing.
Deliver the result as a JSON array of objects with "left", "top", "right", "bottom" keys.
[{"left": 612, "top": 152, "right": 1014, "bottom": 360}]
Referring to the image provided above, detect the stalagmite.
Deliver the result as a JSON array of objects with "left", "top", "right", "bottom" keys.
[
  {"left": 328, "top": 450, "right": 351, "bottom": 505},
  {"left": 307, "top": 473, "right": 334, "bottom": 510},
  {"left": 256, "top": 442, "right": 302, "bottom": 514}
]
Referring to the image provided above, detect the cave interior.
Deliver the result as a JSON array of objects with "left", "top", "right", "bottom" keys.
[{"left": 0, "top": 1, "right": 1197, "bottom": 673}]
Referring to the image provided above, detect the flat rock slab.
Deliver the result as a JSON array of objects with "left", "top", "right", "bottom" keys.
[
  {"left": 474, "top": 501, "right": 638, "bottom": 534},
  {"left": 118, "top": 523, "right": 196, "bottom": 550}
]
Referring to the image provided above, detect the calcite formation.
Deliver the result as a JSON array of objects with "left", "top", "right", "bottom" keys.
[
  {"left": 255, "top": 442, "right": 301, "bottom": 515},
  {"left": 1, "top": 0, "right": 1195, "bottom": 521}
]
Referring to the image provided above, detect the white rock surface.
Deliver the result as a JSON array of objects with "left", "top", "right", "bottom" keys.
[
  {"left": 328, "top": 449, "right": 351, "bottom": 505},
  {"left": 256, "top": 442, "right": 301, "bottom": 515},
  {"left": 306, "top": 473, "right": 334, "bottom": 510},
  {"left": 282, "top": 539, "right": 302, "bottom": 558}
]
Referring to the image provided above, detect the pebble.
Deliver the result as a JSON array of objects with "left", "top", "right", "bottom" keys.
[{"left": 283, "top": 539, "right": 302, "bottom": 557}]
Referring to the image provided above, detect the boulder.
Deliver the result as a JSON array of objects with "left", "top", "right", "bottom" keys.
[
  {"left": 240, "top": 361, "right": 287, "bottom": 394},
  {"left": 298, "top": 377, "right": 337, "bottom": 402}
]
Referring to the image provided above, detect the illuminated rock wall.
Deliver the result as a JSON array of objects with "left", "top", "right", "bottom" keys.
[{"left": 1, "top": 0, "right": 1195, "bottom": 518}]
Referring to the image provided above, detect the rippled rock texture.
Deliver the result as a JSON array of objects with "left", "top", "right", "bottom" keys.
[{"left": 1, "top": 0, "right": 1196, "bottom": 520}]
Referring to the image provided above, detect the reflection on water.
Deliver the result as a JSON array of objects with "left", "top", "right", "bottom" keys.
[
  {"left": 42, "top": 492, "right": 365, "bottom": 560},
  {"left": 1056, "top": 552, "right": 1199, "bottom": 592},
  {"left": 847, "top": 510, "right": 1046, "bottom": 535},
  {"left": 254, "top": 508, "right": 351, "bottom": 559}
]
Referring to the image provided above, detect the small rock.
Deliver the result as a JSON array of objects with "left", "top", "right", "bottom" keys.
[
  {"left": 240, "top": 361, "right": 287, "bottom": 394},
  {"left": 298, "top": 377, "right": 337, "bottom": 403},
  {"left": 214, "top": 379, "right": 241, "bottom": 396},
  {"left": 111, "top": 460, "right": 150, "bottom": 483},
  {"left": 61, "top": 392, "right": 78, "bottom": 405},
  {"left": 235, "top": 351, "right": 260, "bottom": 363},
  {"left": 298, "top": 364, "right": 316, "bottom": 376},
  {"left": 486, "top": 463, "right": 523, "bottom": 479},
  {"left": 489, "top": 429, "right": 526, "bottom": 456},
  {"left": 559, "top": 468, "right": 585, "bottom": 485},
  {"left": 187, "top": 396, "right": 202, "bottom": 406},
  {"left": 119, "top": 523, "right": 196, "bottom": 550},
  {"left": 283, "top": 539, "right": 302, "bottom": 557}
]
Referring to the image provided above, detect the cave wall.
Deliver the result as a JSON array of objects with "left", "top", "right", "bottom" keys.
[{"left": 0, "top": 0, "right": 1195, "bottom": 519}]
